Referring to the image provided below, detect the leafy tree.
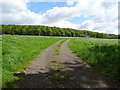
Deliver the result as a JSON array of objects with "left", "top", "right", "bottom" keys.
[{"left": 1, "top": 24, "right": 118, "bottom": 39}]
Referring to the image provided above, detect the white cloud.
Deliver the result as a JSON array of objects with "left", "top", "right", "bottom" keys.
[
  {"left": 78, "top": 2, "right": 118, "bottom": 34},
  {"left": 1, "top": 0, "right": 119, "bottom": 34},
  {"left": 1, "top": 0, "right": 43, "bottom": 24},
  {"left": 66, "top": 0, "right": 75, "bottom": 6},
  {"left": 49, "top": 20, "right": 78, "bottom": 29},
  {"left": 41, "top": 6, "right": 80, "bottom": 24}
]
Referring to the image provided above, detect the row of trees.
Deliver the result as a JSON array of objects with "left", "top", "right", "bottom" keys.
[{"left": 1, "top": 24, "right": 118, "bottom": 39}]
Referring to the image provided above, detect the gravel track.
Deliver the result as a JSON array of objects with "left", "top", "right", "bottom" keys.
[{"left": 16, "top": 39, "right": 119, "bottom": 88}]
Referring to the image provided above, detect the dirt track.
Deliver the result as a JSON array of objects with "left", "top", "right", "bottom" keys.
[{"left": 16, "top": 40, "right": 119, "bottom": 88}]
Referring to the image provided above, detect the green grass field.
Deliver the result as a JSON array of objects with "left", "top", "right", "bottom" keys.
[
  {"left": 2, "top": 35, "right": 63, "bottom": 88},
  {"left": 2, "top": 35, "right": 119, "bottom": 88},
  {"left": 68, "top": 38, "right": 119, "bottom": 80}
]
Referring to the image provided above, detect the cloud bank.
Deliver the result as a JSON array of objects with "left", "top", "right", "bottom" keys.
[{"left": 1, "top": 0, "right": 118, "bottom": 34}]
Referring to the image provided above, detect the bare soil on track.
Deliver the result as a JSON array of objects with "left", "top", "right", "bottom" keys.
[{"left": 16, "top": 40, "right": 119, "bottom": 88}]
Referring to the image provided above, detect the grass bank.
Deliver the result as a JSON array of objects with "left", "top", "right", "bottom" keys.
[
  {"left": 2, "top": 35, "right": 63, "bottom": 88},
  {"left": 68, "top": 38, "right": 119, "bottom": 80},
  {"left": 54, "top": 39, "right": 67, "bottom": 55}
]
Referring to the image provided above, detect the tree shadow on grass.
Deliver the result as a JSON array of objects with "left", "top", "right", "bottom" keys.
[
  {"left": 14, "top": 72, "right": 52, "bottom": 88},
  {"left": 62, "top": 61, "right": 120, "bottom": 88},
  {"left": 87, "top": 45, "right": 120, "bottom": 80},
  {"left": 12, "top": 60, "right": 120, "bottom": 88}
]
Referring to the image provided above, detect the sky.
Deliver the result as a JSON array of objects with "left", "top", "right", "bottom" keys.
[{"left": 1, "top": 0, "right": 119, "bottom": 34}]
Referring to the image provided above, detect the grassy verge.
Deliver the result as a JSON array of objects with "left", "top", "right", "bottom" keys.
[
  {"left": 68, "top": 38, "right": 119, "bottom": 80},
  {"left": 2, "top": 35, "right": 63, "bottom": 88},
  {"left": 54, "top": 39, "right": 67, "bottom": 55}
]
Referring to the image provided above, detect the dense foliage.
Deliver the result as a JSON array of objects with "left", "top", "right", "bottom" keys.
[
  {"left": 2, "top": 35, "right": 63, "bottom": 88},
  {"left": 1, "top": 24, "right": 118, "bottom": 39},
  {"left": 68, "top": 38, "right": 119, "bottom": 80}
]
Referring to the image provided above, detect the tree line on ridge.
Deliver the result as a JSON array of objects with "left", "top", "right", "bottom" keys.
[{"left": 1, "top": 24, "right": 118, "bottom": 39}]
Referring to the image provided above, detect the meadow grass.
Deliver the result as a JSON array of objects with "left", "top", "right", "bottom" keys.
[
  {"left": 2, "top": 35, "right": 119, "bottom": 87},
  {"left": 2, "top": 35, "right": 63, "bottom": 88},
  {"left": 68, "top": 38, "right": 119, "bottom": 80}
]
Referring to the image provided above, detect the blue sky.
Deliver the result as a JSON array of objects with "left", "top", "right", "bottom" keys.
[
  {"left": 28, "top": 2, "right": 77, "bottom": 14},
  {"left": 28, "top": 2, "right": 93, "bottom": 24},
  {"left": 68, "top": 16, "right": 95, "bottom": 24},
  {"left": 28, "top": 2, "right": 68, "bottom": 14}
]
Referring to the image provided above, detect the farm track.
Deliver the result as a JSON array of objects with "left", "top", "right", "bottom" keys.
[{"left": 16, "top": 40, "right": 119, "bottom": 88}]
